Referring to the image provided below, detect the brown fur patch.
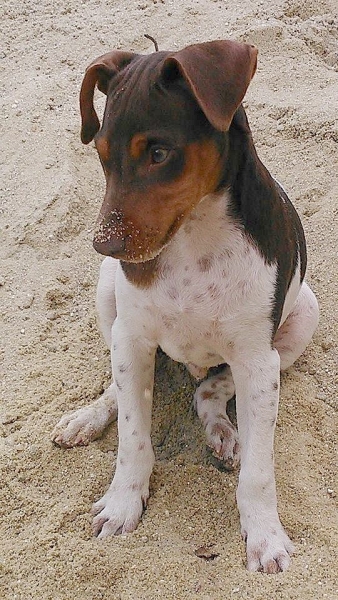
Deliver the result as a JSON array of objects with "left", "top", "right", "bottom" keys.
[
  {"left": 198, "top": 255, "right": 213, "bottom": 272},
  {"left": 202, "top": 390, "right": 214, "bottom": 400},
  {"left": 130, "top": 133, "right": 147, "bottom": 159},
  {"left": 95, "top": 137, "right": 110, "bottom": 163},
  {"left": 122, "top": 257, "right": 160, "bottom": 287}
]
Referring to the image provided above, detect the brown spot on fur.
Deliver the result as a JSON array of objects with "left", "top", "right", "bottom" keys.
[
  {"left": 132, "top": 430, "right": 138, "bottom": 436},
  {"left": 168, "top": 287, "right": 178, "bottom": 300},
  {"left": 198, "top": 255, "right": 213, "bottom": 272},
  {"left": 163, "top": 315, "right": 175, "bottom": 329},
  {"left": 211, "top": 423, "right": 232, "bottom": 439},
  {"left": 160, "top": 262, "right": 173, "bottom": 278},
  {"left": 194, "top": 293, "right": 205, "bottom": 303},
  {"left": 202, "top": 390, "right": 213, "bottom": 400},
  {"left": 130, "top": 482, "right": 142, "bottom": 491},
  {"left": 182, "top": 278, "right": 191, "bottom": 286},
  {"left": 273, "top": 381, "right": 278, "bottom": 390},
  {"left": 207, "top": 283, "right": 220, "bottom": 296},
  {"left": 179, "top": 342, "right": 193, "bottom": 353},
  {"left": 265, "top": 560, "right": 279, "bottom": 574},
  {"left": 125, "top": 414, "right": 130, "bottom": 422},
  {"left": 138, "top": 442, "right": 145, "bottom": 451},
  {"left": 249, "top": 540, "right": 267, "bottom": 561}
]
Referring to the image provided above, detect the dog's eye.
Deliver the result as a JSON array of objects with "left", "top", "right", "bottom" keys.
[{"left": 150, "top": 147, "right": 169, "bottom": 164}]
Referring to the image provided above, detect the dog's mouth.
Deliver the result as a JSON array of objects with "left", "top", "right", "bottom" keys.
[
  {"left": 93, "top": 226, "right": 169, "bottom": 263},
  {"left": 93, "top": 212, "right": 183, "bottom": 263}
]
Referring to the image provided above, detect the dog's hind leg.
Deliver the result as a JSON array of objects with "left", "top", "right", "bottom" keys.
[
  {"left": 193, "top": 283, "right": 318, "bottom": 469},
  {"left": 274, "top": 281, "right": 319, "bottom": 370},
  {"left": 194, "top": 365, "right": 239, "bottom": 469},
  {"left": 52, "top": 258, "right": 119, "bottom": 447}
]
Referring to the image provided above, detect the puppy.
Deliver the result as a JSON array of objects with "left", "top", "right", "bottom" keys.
[{"left": 52, "top": 40, "right": 319, "bottom": 573}]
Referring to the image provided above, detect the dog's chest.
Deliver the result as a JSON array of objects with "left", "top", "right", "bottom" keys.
[
  {"left": 117, "top": 193, "right": 278, "bottom": 368},
  {"left": 147, "top": 222, "right": 277, "bottom": 367}
]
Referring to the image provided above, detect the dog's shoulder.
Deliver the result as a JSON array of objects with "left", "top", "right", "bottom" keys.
[{"left": 226, "top": 108, "right": 306, "bottom": 329}]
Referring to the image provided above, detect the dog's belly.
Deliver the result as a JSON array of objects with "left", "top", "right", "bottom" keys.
[
  {"left": 155, "top": 302, "right": 236, "bottom": 368},
  {"left": 159, "top": 326, "right": 225, "bottom": 369}
]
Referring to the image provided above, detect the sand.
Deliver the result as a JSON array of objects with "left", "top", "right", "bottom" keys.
[{"left": 0, "top": 0, "right": 337, "bottom": 598}]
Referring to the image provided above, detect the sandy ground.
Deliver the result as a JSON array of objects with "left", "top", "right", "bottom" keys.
[{"left": 1, "top": 0, "right": 337, "bottom": 598}]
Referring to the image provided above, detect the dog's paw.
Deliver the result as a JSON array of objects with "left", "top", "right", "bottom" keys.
[
  {"left": 92, "top": 484, "right": 149, "bottom": 538},
  {"left": 194, "top": 366, "right": 238, "bottom": 469},
  {"left": 51, "top": 387, "right": 117, "bottom": 448},
  {"left": 205, "top": 417, "right": 240, "bottom": 469},
  {"left": 243, "top": 522, "right": 294, "bottom": 573}
]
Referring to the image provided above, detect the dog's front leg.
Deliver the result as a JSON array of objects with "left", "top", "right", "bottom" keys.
[
  {"left": 92, "top": 319, "right": 156, "bottom": 538},
  {"left": 231, "top": 348, "right": 294, "bottom": 573}
]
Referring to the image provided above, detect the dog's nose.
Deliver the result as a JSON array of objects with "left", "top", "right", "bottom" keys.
[{"left": 93, "top": 233, "right": 126, "bottom": 257}]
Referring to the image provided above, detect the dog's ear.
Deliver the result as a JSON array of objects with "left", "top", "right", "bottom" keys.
[
  {"left": 161, "top": 40, "right": 257, "bottom": 132},
  {"left": 80, "top": 51, "right": 137, "bottom": 144}
]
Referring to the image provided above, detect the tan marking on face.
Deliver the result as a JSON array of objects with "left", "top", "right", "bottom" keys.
[
  {"left": 129, "top": 133, "right": 147, "bottom": 159},
  {"left": 96, "top": 137, "right": 110, "bottom": 163}
]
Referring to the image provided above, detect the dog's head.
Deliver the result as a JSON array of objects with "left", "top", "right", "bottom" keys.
[{"left": 80, "top": 40, "right": 257, "bottom": 262}]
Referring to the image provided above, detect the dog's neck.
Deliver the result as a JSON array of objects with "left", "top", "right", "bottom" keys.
[{"left": 120, "top": 191, "right": 234, "bottom": 287}]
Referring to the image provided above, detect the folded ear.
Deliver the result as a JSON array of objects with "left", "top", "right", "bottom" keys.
[
  {"left": 161, "top": 40, "right": 257, "bottom": 132},
  {"left": 79, "top": 51, "right": 137, "bottom": 144}
]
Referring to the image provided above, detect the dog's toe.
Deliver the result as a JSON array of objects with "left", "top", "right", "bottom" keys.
[
  {"left": 245, "top": 523, "right": 294, "bottom": 573},
  {"left": 206, "top": 418, "right": 240, "bottom": 469}
]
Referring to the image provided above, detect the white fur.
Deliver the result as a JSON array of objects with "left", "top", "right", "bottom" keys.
[{"left": 52, "top": 190, "right": 319, "bottom": 573}]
